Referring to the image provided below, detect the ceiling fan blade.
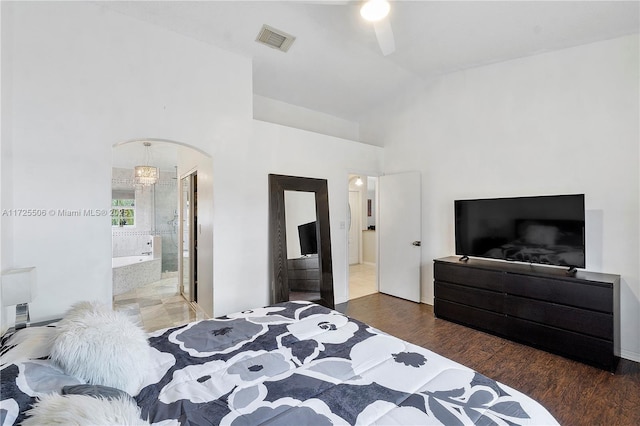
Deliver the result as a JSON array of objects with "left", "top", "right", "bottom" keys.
[{"left": 373, "top": 17, "right": 395, "bottom": 56}]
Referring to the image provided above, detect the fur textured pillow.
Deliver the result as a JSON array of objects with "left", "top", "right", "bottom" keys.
[
  {"left": 50, "top": 301, "right": 150, "bottom": 395},
  {"left": 22, "top": 393, "right": 148, "bottom": 426}
]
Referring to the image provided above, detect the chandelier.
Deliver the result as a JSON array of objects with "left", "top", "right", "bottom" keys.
[{"left": 134, "top": 142, "right": 158, "bottom": 186}]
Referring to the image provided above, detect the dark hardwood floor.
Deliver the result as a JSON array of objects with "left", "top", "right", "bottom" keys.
[{"left": 336, "top": 293, "right": 640, "bottom": 426}]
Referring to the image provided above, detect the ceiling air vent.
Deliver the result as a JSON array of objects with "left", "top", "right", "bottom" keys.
[{"left": 256, "top": 24, "right": 296, "bottom": 52}]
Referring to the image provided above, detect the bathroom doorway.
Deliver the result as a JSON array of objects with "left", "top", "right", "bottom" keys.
[
  {"left": 111, "top": 139, "right": 212, "bottom": 331},
  {"left": 347, "top": 174, "right": 378, "bottom": 300}
]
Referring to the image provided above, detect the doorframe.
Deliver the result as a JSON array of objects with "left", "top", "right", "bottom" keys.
[
  {"left": 346, "top": 172, "right": 380, "bottom": 301},
  {"left": 112, "top": 139, "right": 213, "bottom": 315},
  {"left": 179, "top": 168, "right": 199, "bottom": 310}
]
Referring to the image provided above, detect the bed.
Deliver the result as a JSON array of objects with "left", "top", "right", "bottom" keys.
[{"left": 1, "top": 301, "right": 558, "bottom": 425}]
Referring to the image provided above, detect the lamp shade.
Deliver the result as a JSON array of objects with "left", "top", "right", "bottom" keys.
[{"left": 1, "top": 267, "right": 36, "bottom": 306}]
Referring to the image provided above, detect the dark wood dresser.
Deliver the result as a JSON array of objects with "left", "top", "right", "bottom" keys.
[
  {"left": 434, "top": 256, "right": 620, "bottom": 372},
  {"left": 287, "top": 254, "right": 320, "bottom": 292}
]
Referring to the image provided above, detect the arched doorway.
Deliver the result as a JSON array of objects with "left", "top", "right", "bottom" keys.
[{"left": 111, "top": 139, "right": 213, "bottom": 331}]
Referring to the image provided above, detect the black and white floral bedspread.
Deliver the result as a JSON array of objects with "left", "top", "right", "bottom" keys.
[
  {"left": 136, "top": 301, "right": 556, "bottom": 425},
  {"left": 1, "top": 301, "right": 558, "bottom": 425}
]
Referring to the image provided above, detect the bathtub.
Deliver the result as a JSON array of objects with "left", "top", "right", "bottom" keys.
[{"left": 112, "top": 255, "right": 162, "bottom": 296}]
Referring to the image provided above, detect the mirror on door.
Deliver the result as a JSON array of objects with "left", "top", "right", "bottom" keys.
[{"left": 269, "top": 174, "right": 334, "bottom": 309}]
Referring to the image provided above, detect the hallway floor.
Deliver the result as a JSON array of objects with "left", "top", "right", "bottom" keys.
[
  {"left": 349, "top": 263, "right": 377, "bottom": 300},
  {"left": 113, "top": 276, "right": 208, "bottom": 332}
]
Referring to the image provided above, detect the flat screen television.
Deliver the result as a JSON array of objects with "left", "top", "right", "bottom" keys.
[
  {"left": 455, "top": 194, "right": 585, "bottom": 269},
  {"left": 298, "top": 221, "right": 318, "bottom": 256}
]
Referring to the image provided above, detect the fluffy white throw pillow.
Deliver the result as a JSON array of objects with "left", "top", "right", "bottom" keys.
[
  {"left": 22, "top": 393, "right": 148, "bottom": 426},
  {"left": 50, "top": 301, "right": 150, "bottom": 395}
]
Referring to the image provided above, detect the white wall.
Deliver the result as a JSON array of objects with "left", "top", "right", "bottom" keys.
[
  {"left": 0, "top": 2, "right": 14, "bottom": 322},
  {"left": 1, "top": 1, "right": 252, "bottom": 329},
  {"left": 360, "top": 35, "right": 640, "bottom": 361},
  {"left": 177, "top": 144, "right": 214, "bottom": 318},
  {"left": 235, "top": 121, "right": 383, "bottom": 313},
  {"left": 1, "top": 1, "right": 384, "bottom": 331},
  {"left": 254, "top": 94, "right": 359, "bottom": 141}
]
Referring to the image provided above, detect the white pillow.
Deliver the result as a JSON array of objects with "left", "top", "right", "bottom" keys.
[
  {"left": 50, "top": 301, "right": 150, "bottom": 395},
  {"left": 22, "top": 393, "right": 148, "bottom": 426}
]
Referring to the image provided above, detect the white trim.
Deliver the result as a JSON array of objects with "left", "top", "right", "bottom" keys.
[
  {"left": 113, "top": 138, "right": 212, "bottom": 159},
  {"left": 621, "top": 349, "right": 640, "bottom": 363}
]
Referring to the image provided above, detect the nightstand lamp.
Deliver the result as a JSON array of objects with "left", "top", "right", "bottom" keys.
[{"left": 1, "top": 267, "right": 36, "bottom": 330}]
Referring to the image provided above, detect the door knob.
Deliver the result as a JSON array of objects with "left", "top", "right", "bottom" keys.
[{"left": 412, "top": 241, "right": 421, "bottom": 246}]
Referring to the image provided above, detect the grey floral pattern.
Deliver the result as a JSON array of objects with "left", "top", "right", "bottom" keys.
[
  {"left": 227, "top": 352, "right": 291, "bottom": 381},
  {"left": 392, "top": 351, "right": 427, "bottom": 367},
  {"left": 139, "top": 302, "right": 557, "bottom": 425},
  {"left": 226, "top": 402, "right": 339, "bottom": 425},
  {"left": 169, "top": 317, "right": 267, "bottom": 357},
  {"left": 0, "top": 301, "right": 559, "bottom": 426}
]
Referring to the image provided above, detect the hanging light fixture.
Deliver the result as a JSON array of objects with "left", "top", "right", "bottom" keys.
[
  {"left": 355, "top": 176, "right": 364, "bottom": 186},
  {"left": 134, "top": 142, "right": 158, "bottom": 186}
]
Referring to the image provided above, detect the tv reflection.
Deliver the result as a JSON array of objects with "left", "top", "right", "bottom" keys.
[{"left": 482, "top": 219, "right": 584, "bottom": 267}]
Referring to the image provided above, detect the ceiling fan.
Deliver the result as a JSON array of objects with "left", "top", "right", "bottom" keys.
[{"left": 360, "top": 0, "right": 395, "bottom": 56}]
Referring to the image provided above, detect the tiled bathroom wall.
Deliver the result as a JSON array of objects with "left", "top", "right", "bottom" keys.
[
  {"left": 154, "top": 170, "right": 179, "bottom": 272},
  {"left": 111, "top": 168, "right": 178, "bottom": 272}
]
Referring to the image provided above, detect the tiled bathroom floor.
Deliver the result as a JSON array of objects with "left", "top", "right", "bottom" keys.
[{"left": 113, "top": 276, "right": 208, "bottom": 332}]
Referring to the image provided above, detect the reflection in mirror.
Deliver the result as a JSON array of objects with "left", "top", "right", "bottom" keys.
[
  {"left": 269, "top": 174, "right": 334, "bottom": 309},
  {"left": 285, "top": 191, "right": 320, "bottom": 302}
]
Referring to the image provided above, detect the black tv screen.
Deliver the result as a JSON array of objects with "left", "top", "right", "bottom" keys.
[
  {"left": 455, "top": 194, "right": 585, "bottom": 268},
  {"left": 298, "top": 221, "right": 318, "bottom": 256}
]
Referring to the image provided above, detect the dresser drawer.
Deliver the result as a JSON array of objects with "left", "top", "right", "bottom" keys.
[
  {"left": 504, "top": 275, "right": 612, "bottom": 313},
  {"left": 434, "top": 262, "right": 504, "bottom": 292},
  {"left": 508, "top": 317, "right": 616, "bottom": 371},
  {"left": 435, "top": 299, "right": 507, "bottom": 336},
  {"left": 505, "top": 295, "right": 612, "bottom": 340},
  {"left": 433, "top": 257, "right": 620, "bottom": 371},
  {"left": 435, "top": 281, "right": 504, "bottom": 313}
]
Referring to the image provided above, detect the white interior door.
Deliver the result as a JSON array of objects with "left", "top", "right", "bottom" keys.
[
  {"left": 348, "top": 191, "right": 360, "bottom": 265},
  {"left": 378, "top": 172, "right": 421, "bottom": 302}
]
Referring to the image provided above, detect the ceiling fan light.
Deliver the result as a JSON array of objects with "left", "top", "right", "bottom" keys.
[{"left": 360, "top": 0, "right": 390, "bottom": 22}]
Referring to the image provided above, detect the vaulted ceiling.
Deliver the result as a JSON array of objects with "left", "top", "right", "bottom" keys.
[{"left": 102, "top": 1, "right": 639, "bottom": 122}]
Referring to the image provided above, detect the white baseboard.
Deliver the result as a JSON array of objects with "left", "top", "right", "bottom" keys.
[{"left": 621, "top": 349, "right": 640, "bottom": 363}]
